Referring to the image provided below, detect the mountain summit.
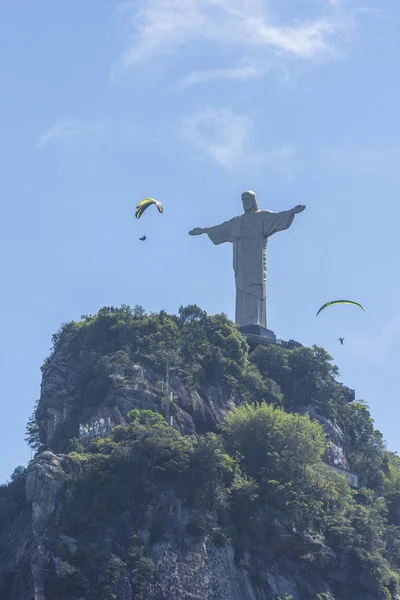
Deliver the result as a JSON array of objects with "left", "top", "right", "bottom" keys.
[{"left": 0, "top": 305, "right": 398, "bottom": 600}]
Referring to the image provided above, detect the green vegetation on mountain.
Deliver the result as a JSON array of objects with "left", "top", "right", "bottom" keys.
[{"left": 1, "top": 305, "right": 400, "bottom": 599}]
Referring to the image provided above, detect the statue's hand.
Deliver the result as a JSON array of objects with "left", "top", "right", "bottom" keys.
[
  {"left": 189, "top": 227, "right": 206, "bottom": 236},
  {"left": 293, "top": 205, "right": 306, "bottom": 214}
]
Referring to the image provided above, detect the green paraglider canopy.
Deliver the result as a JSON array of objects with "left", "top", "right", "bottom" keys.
[{"left": 316, "top": 300, "right": 368, "bottom": 317}]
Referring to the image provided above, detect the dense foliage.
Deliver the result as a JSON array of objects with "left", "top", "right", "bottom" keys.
[
  {"left": 18, "top": 304, "right": 400, "bottom": 599},
  {"left": 45, "top": 402, "right": 400, "bottom": 600},
  {"left": 0, "top": 466, "right": 27, "bottom": 531}
]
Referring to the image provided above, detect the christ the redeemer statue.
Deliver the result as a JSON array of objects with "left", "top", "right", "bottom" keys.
[{"left": 189, "top": 190, "right": 305, "bottom": 330}]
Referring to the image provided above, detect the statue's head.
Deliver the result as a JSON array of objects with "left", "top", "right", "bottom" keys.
[{"left": 242, "top": 190, "right": 258, "bottom": 214}]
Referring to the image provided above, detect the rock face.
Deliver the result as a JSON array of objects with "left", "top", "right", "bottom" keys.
[
  {"left": 0, "top": 453, "right": 344, "bottom": 600},
  {"left": 0, "top": 452, "right": 78, "bottom": 600},
  {"left": 38, "top": 348, "right": 237, "bottom": 450},
  {"left": 25, "top": 452, "right": 75, "bottom": 600},
  {"left": 38, "top": 349, "right": 350, "bottom": 475},
  {"left": 299, "top": 406, "right": 349, "bottom": 470},
  {"left": 0, "top": 452, "right": 373, "bottom": 600}
]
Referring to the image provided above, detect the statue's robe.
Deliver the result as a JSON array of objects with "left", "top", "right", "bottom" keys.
[{"left": 205, "top": 209, "right": 295, "bottom": 328}]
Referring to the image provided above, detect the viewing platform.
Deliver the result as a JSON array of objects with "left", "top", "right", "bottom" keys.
[{"left": 239, "top": 325, "right": 302, "bottom": 349}]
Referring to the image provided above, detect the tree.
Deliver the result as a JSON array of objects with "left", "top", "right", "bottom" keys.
[
  {"left": 223, "top": 402, "right": 351, "bottom": 528},
  {"left": 340, "top": 401, "right": 384, "bottom": 488},
  {"left": 25, "top": 399, "right": 41, "bottom": 451}
]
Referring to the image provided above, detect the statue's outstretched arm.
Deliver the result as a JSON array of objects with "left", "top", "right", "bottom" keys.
[
  {"left": 292, "top": 205, "right": 306, "bottom": 214},
  {"left": 189, "top": 219, "right": 233, "bottom": 245},
  {"left": 188, "top": 227, "right": 209, "bottom": 236}
]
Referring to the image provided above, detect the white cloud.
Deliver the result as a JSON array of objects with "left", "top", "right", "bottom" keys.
[
  {"left": 115, "top": 0, "right": 355, "bottom": 78},
  {"left": 181, "top": 108, "right": 294, "bottom": 169},
  {"left": 37, "top": 118, "right": 104, "bottom": 149},
  {"left": 184, "top": 64, "right": 265, "bottom": 85}
]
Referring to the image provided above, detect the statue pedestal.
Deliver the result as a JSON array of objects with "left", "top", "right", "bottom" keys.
[{"left": 239, "top": 325, "right": 280, "bottom": 347}]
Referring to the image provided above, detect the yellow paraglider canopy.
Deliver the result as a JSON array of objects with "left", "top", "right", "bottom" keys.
[
  {"left": 135, "top": 198, "right": 163, "bottom": 219},
  {"left": 316, "top": 300, "right": 368, "bottom": 317}
]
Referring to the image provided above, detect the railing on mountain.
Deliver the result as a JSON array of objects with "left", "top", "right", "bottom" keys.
[
  {"left": 79, "top": 418, "right": 113, "bottom": 441},
  {"left": 328, "top": 464, "right": 358, "bottom": 488}
]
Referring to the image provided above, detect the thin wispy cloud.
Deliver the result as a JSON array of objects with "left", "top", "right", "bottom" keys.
[
  {"left": 184, "top": 64, "right": 265, "bottom": 86},
  {"left": 114, "top": 0, "right": 357, "bottom": 80},
  {"left": 181, "top": 108, "right": 294, "bottom": 169},
  {"left": 37, "top": 118, "right": 104, "bottom": 149},
  {"left": 354, "top": 5, "right": 397, "bottom": 23}
]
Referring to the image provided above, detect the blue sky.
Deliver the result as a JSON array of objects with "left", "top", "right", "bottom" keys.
[{"left": 1, "top": 0, "right": 399, "bottom": 483}]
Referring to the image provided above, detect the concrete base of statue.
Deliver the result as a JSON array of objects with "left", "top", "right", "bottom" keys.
[{"left": 239, "top": 324, "right": 279, "bottom": 347}]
